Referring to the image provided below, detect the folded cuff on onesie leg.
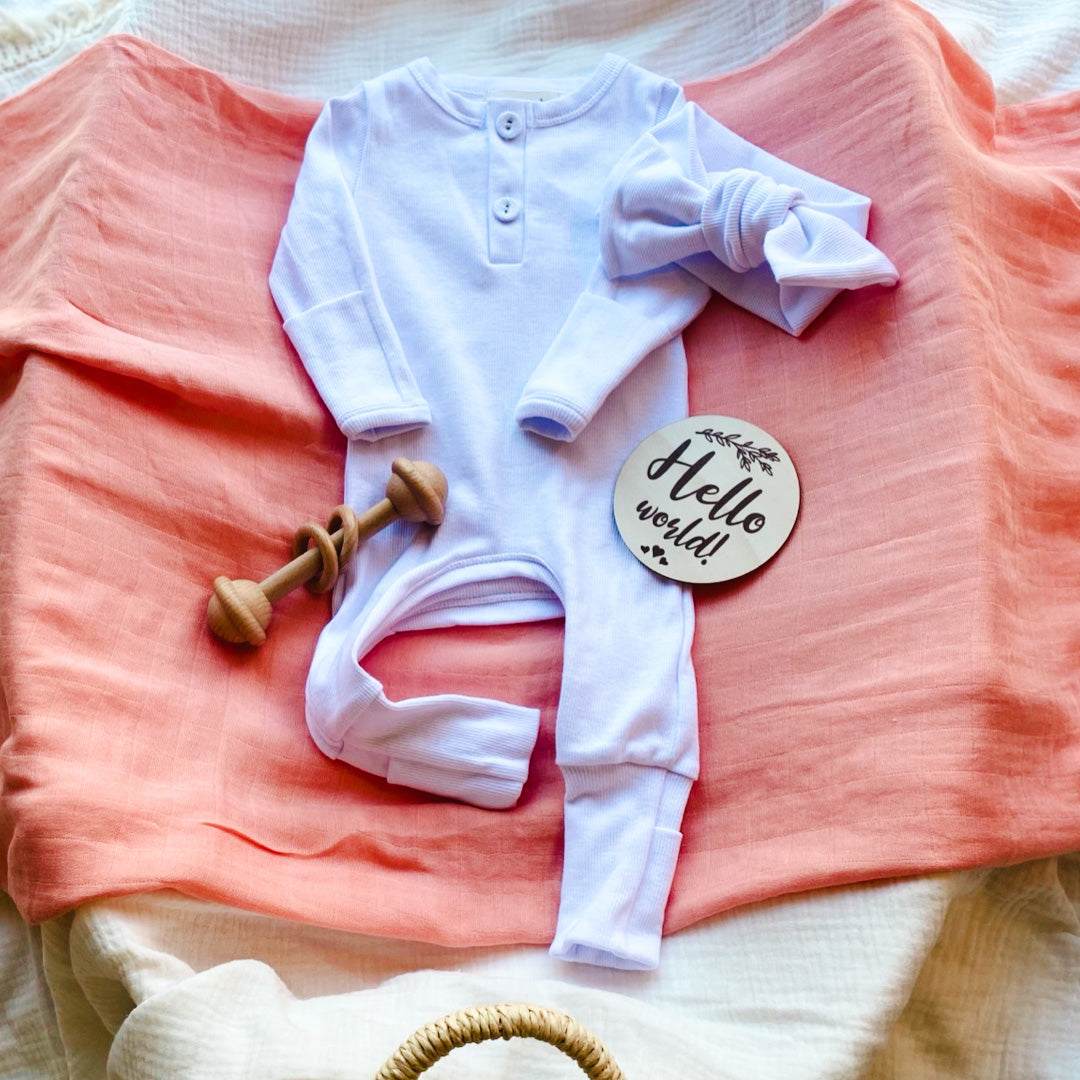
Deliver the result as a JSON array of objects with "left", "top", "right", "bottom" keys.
[
  {"left": 310, "top": 684, "right": 542, "bottom": 811},
  {"left": 379, "top": 704, "right": 540, "bottom": 809},
  {"left": 550, "top": 763, "right": 693, "bottom": 970}
]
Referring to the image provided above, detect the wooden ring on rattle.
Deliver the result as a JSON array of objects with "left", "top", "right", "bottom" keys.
[
  {"left": 292, "top": 522, "right": 338, "bottom": 594},
  {"left": 291, "top": 505, "right": 360, "bottom": 594}
]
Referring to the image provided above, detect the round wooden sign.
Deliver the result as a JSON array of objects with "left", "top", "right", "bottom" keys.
[{"left": 613, "top": 415, "right": 800, "bottom": 584}]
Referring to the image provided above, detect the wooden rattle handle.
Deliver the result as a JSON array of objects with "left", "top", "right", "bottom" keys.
[{"left": 207, "top": 458, "right": 447, "bottom": 647}]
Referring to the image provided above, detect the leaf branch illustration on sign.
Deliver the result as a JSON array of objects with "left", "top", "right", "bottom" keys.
[{"left": 694, "top": 429, "right": 781, "bottom": 476}]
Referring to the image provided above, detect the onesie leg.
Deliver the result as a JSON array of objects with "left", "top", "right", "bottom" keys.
[
  {"left": 551, "top": 564, "right": 698, "bottom": 969},
  {"left": 305, "top": 554, "right": 555, "bottom": 810},
  {"left": 551, "top": 763, "right": 692, "bottom": 970}
]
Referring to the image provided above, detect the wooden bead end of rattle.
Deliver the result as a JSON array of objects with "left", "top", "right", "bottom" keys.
[
  {"left": 208, "top": 576, "right": 272, "bottom": 646},
  {"left": 387, "top": 458, "right": 448, "bottom": 525}
]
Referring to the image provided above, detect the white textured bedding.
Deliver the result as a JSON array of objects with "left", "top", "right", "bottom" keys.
[
  {"left": 2, "top": 2, "right": 1079, "bottom": 1077},
  {"left": 1, "top": 0, "right": 1079, "bottom": 102},
  {"left": 3, "top": 858, "right": 1078, "bottom": 1077}
]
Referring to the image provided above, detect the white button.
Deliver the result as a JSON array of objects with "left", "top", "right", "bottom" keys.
[
  {"left": 495, "top": 110, "right": 522, "bottom": 139},
  {"left": 493, "top": 196, "right": 520, "bottom": 223}
]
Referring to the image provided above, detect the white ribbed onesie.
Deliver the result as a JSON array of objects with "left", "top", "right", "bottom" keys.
[{"left": 269, "top": 54, "right": 897, "bottom": 970}]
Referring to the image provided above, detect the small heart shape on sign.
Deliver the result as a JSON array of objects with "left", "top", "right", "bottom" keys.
[
  {"left": 640, "top": 545, "right": 650, "bottom": 554},
  {"left": 651, "top": 545, "right": 665, "bottom": 557},
  {"left": 660, "top": 557, "right": 669, "bottom": 566}
]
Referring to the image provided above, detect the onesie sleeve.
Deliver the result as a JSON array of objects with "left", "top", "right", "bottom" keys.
[
  {"left": 514, "top": 92, "right": 898, "bottom": 442},
  {"left": 269, "top": 91, "right": 432, "bottom": 442}
]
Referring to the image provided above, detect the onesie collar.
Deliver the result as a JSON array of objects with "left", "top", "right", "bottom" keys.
[{"left": 408, "top": 53, "right": 628, "bottom": 129}]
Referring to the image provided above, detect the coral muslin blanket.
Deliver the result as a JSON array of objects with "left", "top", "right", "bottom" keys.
[{"left": 1, "top": 0, "right": 1078, "bottom": 941}]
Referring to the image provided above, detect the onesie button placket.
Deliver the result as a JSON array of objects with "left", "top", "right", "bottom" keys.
[{"left": 487, "top": 100, "right": 527, "bottom": 264}]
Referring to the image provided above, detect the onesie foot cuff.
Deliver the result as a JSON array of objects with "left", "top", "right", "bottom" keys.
[
  {"left": 336, "top": 698, "right": 540, "bottom": 809},
  {"left": 384, "top": 755, "right": 528, "bottom": 810},
  {"left": 550, "top": 763, "right": 693, "bottom": 970},
  {"left": 313, "top": 686, "right": 541, "bottom": 810}
]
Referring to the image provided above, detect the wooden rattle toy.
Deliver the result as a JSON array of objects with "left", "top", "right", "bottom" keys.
[{"left": 207, "top": 457, "right": 447, "bottom": 647}]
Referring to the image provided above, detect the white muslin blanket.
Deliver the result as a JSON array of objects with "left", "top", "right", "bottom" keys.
[
  {"left": 3, "top": 858, "right": 1078, "bottom": 1077},
  {"left": 1, "top": 0, "right": 1079, "bottom": 103}
]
